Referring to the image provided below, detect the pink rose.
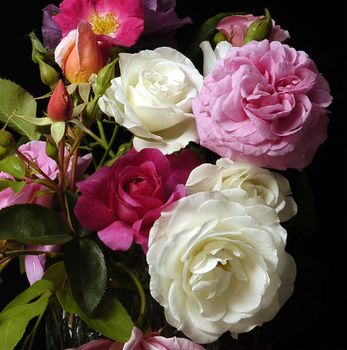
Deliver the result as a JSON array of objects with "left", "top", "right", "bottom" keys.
[
  {"left": 75, "top": 148, "right": 200, "bottom": 253},
  {"left": 193, "top": 40, "right": 332, "bottom": 170},
  {"left": 117, "top": 327, "right": 205, "bottom": 350},
  {"left": 0, "top": 140, "right": 92, "bottom": 284},
  {"left": 53, "top": 0, "right": 144, "bottom": 47},
  {"left": 66, "top": 327, "right": 204, "bottom": 350},
  {"left": 216, "top": 14, "right": 290, "bottom": 47}
]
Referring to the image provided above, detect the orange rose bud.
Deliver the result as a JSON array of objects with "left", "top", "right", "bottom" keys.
[
  {"left": 55, "top": 21, "right": 104, "bottom": 84},
  {"left": 47, "top": 79, "right": 73, "bottom": 122}
]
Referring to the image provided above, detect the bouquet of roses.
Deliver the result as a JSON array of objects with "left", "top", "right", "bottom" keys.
[{"left": 0, "top": 0, "right": 332, "bottom": 349}]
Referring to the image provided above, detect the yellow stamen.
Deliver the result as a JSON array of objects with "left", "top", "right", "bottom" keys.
[{"left": 88, "top": 12, "right": 119, "bottom": 35}]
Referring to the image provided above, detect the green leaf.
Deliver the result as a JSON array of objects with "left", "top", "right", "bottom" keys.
[
  {"left": 78, "top": 83, "right": 91, "bottom": 104},
  {"left": 3, "top": 279, "right": 54, "bottom": 312},
  {"left": 50, "top": 121, "right": 66, "bottom": 145},
  {"left": 64, "top": 238, "right": 107, "bottom": 316},
  {"left": 43, "top": 261, "right": 66, "bottom": 290},
  {"left": 57, "top": 289, "right": 133, "bottom": 342},
  {"left": 0, "top": 179, "right": 25, "bottom": 193},
  {"left": 0, "top": 79, "right": 40, "bottom": 140},
  {"left": 14, "top": 115, "right": 52, "bottom": 126},
  {"left": 0, "top": 204, "right": 72, "bottom": 244},
  {"left": 72, "top": 103, "right": 87, "bottom": 118},
  {"left": 0, "top": 155, "right": 26, "bottom": 179},
  {"left": 186, "top": 12, "right": 236, "bottom": 61},
  {"left": 0, "top": 290, "right": 51, "bottom": 350}
]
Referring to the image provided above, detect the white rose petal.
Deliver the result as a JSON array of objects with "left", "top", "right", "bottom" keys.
[
  {"left": 186, "top": 158, "right": 297, "bottom": 222},
  {"left": 147, "top": 189, "right": 296, "bottom": 344},
  {"left": 200, "top": 40, "right": 233, "bottom": 76},
  {"left": 98, "top": 47, "right": 203, "bottom": 155}
]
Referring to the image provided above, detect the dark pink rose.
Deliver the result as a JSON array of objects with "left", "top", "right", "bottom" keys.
[
  {"left": 193, "top": 40, "right": 332, "bottom": 170},
  {"left": 75, "top": 148, "right": 200, "bottom": 253},
  {"left": 217, "top": 14, "right": 290, "bottom": 47}
]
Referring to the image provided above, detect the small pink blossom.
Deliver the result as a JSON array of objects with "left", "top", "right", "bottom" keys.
[
  {"left": 217, "top": 14, "right": 290, "bottom": 47},
  {"left": 0, "top": 141, "right": 92, "bottom": 284},
  {"left": 74, "top": 148, "right": 200, "bottom": 253},
  {"left": 193, "top": 40, "right": 332, "bottom": 170},
  {"left": 53, "top": 0, "right": 144, "bottom": 47}
]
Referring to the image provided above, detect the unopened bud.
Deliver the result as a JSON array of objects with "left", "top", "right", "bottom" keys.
[
  {"left": 213, "top": 31, "right": 227, "bottom": 46},
  {"left": 0, "top": 130, "right": 16, "bottom": 160},
  {"left": 29, "top": 31, "right": 47, "bottom": 64},
  {"left": 244, "top": 9, "right": 272, "bottom": 44},
  {"left": 95, "top": 58, "right": 118, "bottom": 96},
  {"left": 47, "top": 80, "right": 73, "bottom": 122},
  {"left": 38, "top": 57, "right": 59, "bottom": 90},
  {"left": 45, "top": 137, "right": 59, "bottom": 161}
]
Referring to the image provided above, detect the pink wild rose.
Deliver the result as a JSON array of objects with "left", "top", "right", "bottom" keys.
[
  {"left": 53, "top": 0, "right": 144, "bottom": 47},
  {"left": 193, "top": 40, "right": 332, "bottom": 170},
  {"left": 0, "top": 141, "right": 92, "bottom": 284},
  {"left": 217, "top": 14, "right": 290, "bottom": 47},
  {"left": 74, "top": 148, "right": 200, "bottom": 253}
]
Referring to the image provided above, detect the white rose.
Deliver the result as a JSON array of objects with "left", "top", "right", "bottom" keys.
[
  {"left": 98, "top": 47, "right": 203, "bottom": 154},
  {"left": 147, "top": 189, "right": 296, "bottom": 344},
  {"left": 186, "top": 158, "right": 297, "bottom": 222}
]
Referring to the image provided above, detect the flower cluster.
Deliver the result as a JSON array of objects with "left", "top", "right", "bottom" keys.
[{"left": 0, "top": 1, "right": 332, "bottom": 349}]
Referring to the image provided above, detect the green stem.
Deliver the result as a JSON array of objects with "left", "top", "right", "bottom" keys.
[
  {"left": 97, "top": 120, "right": 107, "bottom": 145},
  {"left": 97, "top": 120, "right": 117, "bottom": 159},
  {"left": 27, "top": 311, "right": 45, "bottom": 350},
  {"left": 112, "top": 262, "right": 146, "bottom": 328},
  {"left": 16, "top": 150, "right": 57, "bottom": 189},
  {"left": 50, "top": 303, "right": 64, "bottom": 350},
  {"left": 2, "top": 250, "right": 63, "bottom": 258},
  {"left": 98, "top": 124, "right": 119, "bottom": 168}
]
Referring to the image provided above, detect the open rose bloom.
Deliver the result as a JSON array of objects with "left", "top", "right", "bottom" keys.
[
  {"left": 0, "top": 2, "right": 335, "bottom": 349},
  {"left": 193, "top": 40, "right": 332, "bottom": 170}
]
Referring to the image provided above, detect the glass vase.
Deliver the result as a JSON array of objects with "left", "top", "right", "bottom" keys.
[{"left": 45, "top": 303, "right": 102, "bottom": 350}]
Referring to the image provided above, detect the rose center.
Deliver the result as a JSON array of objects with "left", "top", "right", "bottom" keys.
[
  {"left": 88, "top": 12, "right": 119, "bottom": 35},
  {"left": 124, "top": 177, "right": 145, "bottom": 194}
]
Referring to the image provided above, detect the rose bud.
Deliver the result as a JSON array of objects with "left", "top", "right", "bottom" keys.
[
  {"left": 37, "top": 57, "right": 59, "bottom": 90},
  {"left": 55, "top": 21, "right": 105, "bottom": 84},
  {"left": 0, "top": 130, "right": 16, "bottom": 160},
  {"left": 47, "top": 79, "right": 73, "bottom": 122}
]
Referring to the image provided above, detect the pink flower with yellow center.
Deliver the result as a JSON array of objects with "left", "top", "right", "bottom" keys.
[{"left": 53, "top": 0, "right": 144, "bottom": 47}]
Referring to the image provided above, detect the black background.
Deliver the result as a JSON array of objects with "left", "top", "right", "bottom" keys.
[{"left": 1, "top": 1, "right": 346, "bottom": 349}]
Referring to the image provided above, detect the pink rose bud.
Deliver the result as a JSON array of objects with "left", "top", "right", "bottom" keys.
[
  {"left": 217, "top": 13, "right": 289, "bottom": 47},
  {"left": 47, "top": 79, "right": 73, "bottom": 122},
  {"left": 55, "top": 21, "right": 105, "bottom": 83}
]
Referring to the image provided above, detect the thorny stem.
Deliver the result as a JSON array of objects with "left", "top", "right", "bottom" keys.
[
  {"left": 1, "top": 250, "right": 63, "bottom": 258},
  {"left": 15, "top": 150, "right": 56, "bottom": 188}
]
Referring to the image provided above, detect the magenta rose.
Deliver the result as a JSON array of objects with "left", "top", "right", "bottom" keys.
[
  {"left": 193, "top": 40, "right": 332, "bottom": 170},
  {"left": 74, "top": 148, "right": 200, "bottom": 253},
  {"left": 216, "top": 14, "right": 289, "bottom": 47}
]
